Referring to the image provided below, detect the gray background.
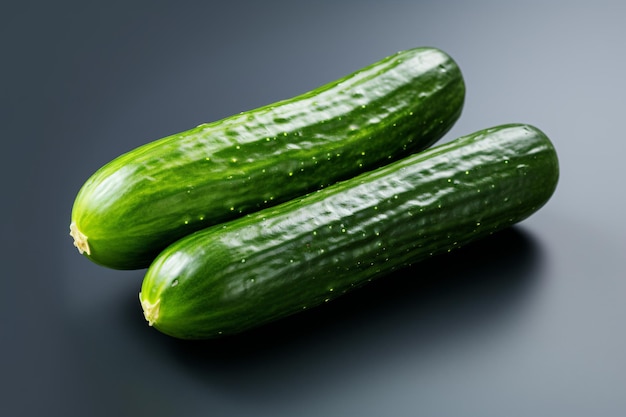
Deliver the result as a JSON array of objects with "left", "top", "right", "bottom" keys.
[{"left": 2, "top": 1, "right": 625, "bottom": 416}]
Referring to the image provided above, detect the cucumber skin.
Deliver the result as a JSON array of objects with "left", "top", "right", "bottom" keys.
[
  {"left": 140, "top": 124, "right": 560, "bottom": 340},
  {"left": 70, "top": 47, "right": 465, "bottom": 270}
]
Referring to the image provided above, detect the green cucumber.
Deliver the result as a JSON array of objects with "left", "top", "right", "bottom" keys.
[
  {"left": 139, "top": 123, "right": 559, "bottom": 339},
  {"left": 69, "top": 46, "right": 465, "bottom": 270}
]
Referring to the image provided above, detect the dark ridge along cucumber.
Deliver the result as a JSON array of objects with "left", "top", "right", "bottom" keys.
[
  {"left": 69, "top": 46, "right": 465, "bottom": 270},
  {"left": 139, "top": 123, "right": 559, "bottom": 340}
]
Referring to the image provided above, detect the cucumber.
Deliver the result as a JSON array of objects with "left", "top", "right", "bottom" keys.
[
  {"left": 139, "top": 123, "right": 559, "bottom": 339},
  {"left": 69, "top": 46, "right": 465, "bottom": 270}
]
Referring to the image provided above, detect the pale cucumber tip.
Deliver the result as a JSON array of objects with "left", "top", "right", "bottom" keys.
[
  {"left": 69, "top": 222, "right": 91, "bottom": 256},
  {"left": 139, "top": 292, "right": 160, "bottom": 326}
]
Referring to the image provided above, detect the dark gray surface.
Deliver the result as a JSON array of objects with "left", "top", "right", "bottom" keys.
[{"left": 3, "top": 1, "right": 625, "bottom": 416}]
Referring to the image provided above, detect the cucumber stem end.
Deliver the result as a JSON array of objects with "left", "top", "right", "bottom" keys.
[
  {"left": 69, "top": 222, "right": 91, "bottom": 256},
  {"left": 140, "top": 293, "right": 160, "bottom": 326}
]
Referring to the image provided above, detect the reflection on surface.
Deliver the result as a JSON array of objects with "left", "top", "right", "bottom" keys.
[{"left": 126, "top": 225, "right": 545, "bottom": 401}]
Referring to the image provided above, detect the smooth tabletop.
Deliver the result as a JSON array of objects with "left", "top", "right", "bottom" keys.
[{"left": 3, "top": 1, "right": 625, "bottom": 416}]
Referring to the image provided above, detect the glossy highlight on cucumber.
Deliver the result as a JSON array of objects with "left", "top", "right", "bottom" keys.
[
  {"left": 70, "top": 46, "right": 465, "bottom": 269},
  {"left": 139, "top": 124, "right": 559, "bottom": 339}
]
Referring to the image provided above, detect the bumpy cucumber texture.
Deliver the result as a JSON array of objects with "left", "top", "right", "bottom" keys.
[
  {"left": 139, "top": 124, "right": 559, "bottom": 339},
  {"left": 70, "top": 47, "right": 465, "bottom": 269}
]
